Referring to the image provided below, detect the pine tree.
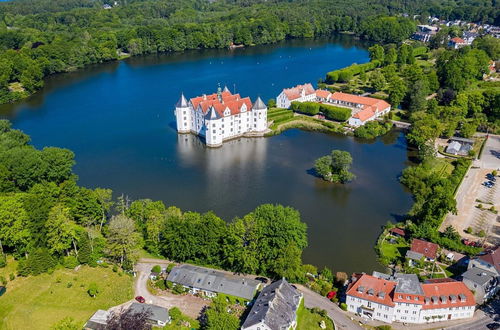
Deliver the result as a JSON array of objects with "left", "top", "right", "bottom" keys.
[
  {"left": 77, "top": 233, "right": 92, "bottom": 265},
  {"left": 29, "top": 248, "right": 56, "bottom": 275}
]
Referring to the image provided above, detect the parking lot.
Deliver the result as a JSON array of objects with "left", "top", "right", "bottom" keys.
[{"left": 441, "top": 135, "right": 500, "bottom": 246}]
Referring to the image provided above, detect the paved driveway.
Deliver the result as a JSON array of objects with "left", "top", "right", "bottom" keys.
[{"left": 478, "top": 134, "right": 500, "bottom": 170}]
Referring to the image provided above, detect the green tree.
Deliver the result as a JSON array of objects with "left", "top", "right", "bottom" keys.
[
  {"left": 368, "top": 44, "right": 384, "bottom": 62},
  {"left": 370, "top": 70, "right": 386, "bottom": 91},
  {"left": 384, "top": 47, "right": 397, "bottom": 66},
  {"left": 0, "top": 194, "right": 31, "bottom": 255},
  {"left": 94, "top": 188, "right": 113, "bottom": 232},
  {"left": 45, "top": 204, "right": 79, "bottom": 256},
  {"left": 51, "top": 317, "right": 80, "bottom": 330},
  {"left": 87, "top": 282, "right": 100, "bottom": 297},
  {"left": 107, "top": 214, "right": 141, "bottom": 265},
  {"left": 204, "top": 296, "right": 239, "bottom": 330},
  {"left": 387, "top": 77, "right": 407, "bottom": 107}
]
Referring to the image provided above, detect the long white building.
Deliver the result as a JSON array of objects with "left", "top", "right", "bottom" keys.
[
  {"left": 346, "top": 273, "right": 475, "bottom": 324},
  {"left": 174, "top": 87, "right": 267, "bottom": 147},
  {"left": 276, "top": 84, "right": 391, "bottom": 126}
]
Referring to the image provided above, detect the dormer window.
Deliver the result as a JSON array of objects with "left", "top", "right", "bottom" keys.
[
  {"left": 357, "top": 286, "right": 365, "bottom": 293},
  {"left": 459, "top": 293, "right": 466, "bottom": 302}
]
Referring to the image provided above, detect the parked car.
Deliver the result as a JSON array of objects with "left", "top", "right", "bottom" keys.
[
  {"left": 487, "top": 323, "right": 500, "bottom": 330},
  {"left": 135, "top": 296, "right": 145, "bottom": 303}
]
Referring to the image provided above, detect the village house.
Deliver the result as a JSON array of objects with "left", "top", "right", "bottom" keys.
[
  {"left": 276, "top": 84, "right": 391, "bottom": 127},
  {"left": 461, "top": 246, "right": 500, "bottom": 304},
  {"left": 449, "top": 37, "right": 467, "bottom": 49},
  {"left": 412, "top": 25, "right": 438, "bottom": 43},
  {"left": 446, "top": 137, "right": 474, "bottom": 156},
  {"left": 85, "top": 309, "right": 109, "bottom": 330},
  {"left": 166, "top": 264, "right": 261, "bottom": 300},
  {"left": 128, "top": 303, "right": 171, "bottom": 327},
  {"left": 276, "top": 83, "right": 316, "bottom": 109},
  {"left": 346, "top": 273, "right": 475, "bottom": 324},
  {"left": 405, "top": 239, "right": 439, "bottom": 265},
  {"left": 241, "top": 278, "right": 303, "bottom": 330},
  {"left": 174, "top": 86, "right": 267, "bottom": 147}
]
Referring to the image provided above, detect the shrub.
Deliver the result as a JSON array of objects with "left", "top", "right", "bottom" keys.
[
  {"left": 9, "top": 273, "right": 15, "bottom": 281},
  {"left": 87, "top": 283, "right": 100, "bottom": 297},
  {"left": 319, "top": 104, "right": 351, "bottom": 121},
  {"left": 112, "top": 265, "right": 118, "bottom": 272},
  {"left": 492, "top": 170, "right": 498, "bottom": 176},
  {"left": 67, "top": 282, "right": 73, "bottom": 288},
  {"left": 0, "top": 276, "right": 6, "bottom": 285},
  {"left": 166, "top": 264, "right": 175, "bottom": 273},
  {"left": 290, "top": 101, "right": 320, "bottom": 115},
  {"left": 375, "top": 326, "right": 393, "bottom": 330},
  {"left": 151, "top": 265, "right": 161, "bottom": 273},
  {"left": 477, "top": 230, "right": 486, "bottom": 237},
  {"left": 354, "top": 121, "right": 392, "bottom": 139},
  {"left": 340, "top": 302, "right": 347, "bottom": 311},
  {"left": 155, "top": 279, "right": 166, "bottom": 290},
  {"left": 166, "top": 280, "right": 173, "bottom": 289},
  {"left": 169, "top": 307, "right": 182, "bottom": 320},
  {"left": 63, "top": 256, "right": 79, "bottom": 269},
  {"left": 173, "top": 284, "right": 185, "bottom": 294},
  {"left": 0, "top": 254, "right": 6, "bottom": 268},
  {"left": 465, "top": 227, "right": 473, "bottom": 234}
]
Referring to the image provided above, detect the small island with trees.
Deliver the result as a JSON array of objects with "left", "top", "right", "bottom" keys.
[{"left": 314, "top": 150, "right": 356, "bottom": 183}]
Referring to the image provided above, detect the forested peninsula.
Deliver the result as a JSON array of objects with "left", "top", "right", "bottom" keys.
[{"left": 0, "top": 0, "right": 498, "bottom": 104}]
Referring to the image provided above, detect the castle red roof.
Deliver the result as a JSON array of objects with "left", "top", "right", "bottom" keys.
[
  {"left": 421, "top": 281, "right": 475, "bottom": 310},
  {"left": 190, "top": 91, "right": 252, "bottom": 117}
]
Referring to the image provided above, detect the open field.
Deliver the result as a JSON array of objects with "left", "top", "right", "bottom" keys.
[
  {"left": 0, "top": 263, "right": 133, "bottom": 330},
  {"left": 297, "top": 303, "right": 335, "bottom": 330}
]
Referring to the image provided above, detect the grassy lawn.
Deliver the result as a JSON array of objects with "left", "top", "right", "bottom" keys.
[
  {"left": 427, "top": 157, "right": 455, "bottom": 178},
  {"left": 138, "top": 248, "right": 164, "bottom": 260},
  {"left": 379, "top": 238, "right": 408, "bottom": 261},
  {"left": 296, "top": 303, "right": 334, "bottom": 330},
  {"left": 158, "top": 313, "right": 200, "bottom": 330},
  {"left": 0, "top": 264, "right": 133, "bottom": 330}
]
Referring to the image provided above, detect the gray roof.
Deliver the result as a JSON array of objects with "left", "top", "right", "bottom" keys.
[
  {"left": 128, "top": 303, "right": 169, "bottom": 323},
  {"left": 252, "top": 97, "right": 267, "bottom": 110},
  {"left": 85, "top": 310, "right": 109, "bottom": 330},
  {"left": 394, "top": 273, "right": 424, "bottom": 295},
  {"left": 167, "top": 264, "right": 260, "bottom": 300},
  {"left": 406, "top": 250, "right": 424, "bottom": 261},
  {"left": 450, "top": 136, "right": 474, "bottom": 144},
  {"left": 372, "top": 271, "right": 392, "bottom": 280},
  {"left": 204, "top": 106, "right": 221, "bottom": 120},
  {"left": 242, "top": 279, "right": 302, "bottom": 330},
  {"left": 176, "top": 93, "right": 189, "bottom": 108},
  {"left": 447, "top": 141, "right": 462, "bottom": 154},
  {"left": 462, "top": 267, "right": 497, "bottom": 286}
]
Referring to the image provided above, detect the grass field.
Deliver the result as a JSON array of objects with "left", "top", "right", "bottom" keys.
[
  {"left": 379, "top": 238, "right": 409, "bottom": 262},
  {"left": 428, "top": 157, "right": 455, "bottom": 178},
  {"left": 296, "top": 302, "right": 334, "bottom": 330},
  {"left": 0, "top": 261, "right": 133, "bottom": 330}
]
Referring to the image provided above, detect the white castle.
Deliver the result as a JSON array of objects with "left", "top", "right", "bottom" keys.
[{"left": 174, "top": 86, "right": 268, "bottom": 147}]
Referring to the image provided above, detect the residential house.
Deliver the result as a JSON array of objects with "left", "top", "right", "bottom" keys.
[
  {"left": 389, "top": 228, "right": 407, "bottom": 238},
  {"left": 174, "top": 87, "right": 267, "bottom": 147},
  {"left": 241, "top": 278, "right": 303, "bottom": 330},
  {"left": 446, "top": 137, "right": 474, "bottom": 156},
  {"left": 128, "top": 302, "right": 171, "bottom": 327},
  {"left": 449, "top": 37, "right": 467, "bottom": 49},
  {"left": 346, "top": 273, "right": 475, "bottom": 324},
  {"left": 463, "top": 31, "right": 479, "bottom": 44},
  {"left": 276, "top": 83, "right": 316, "bottom": 109},
  {"left": 166, "top": 264, "right": 261, "bottom": 300},
  {"left": 405, "top": 239, "right": 439, "bottom": 265},
  {"left": 462, "top": 246, "right": 500, "bottom": 304},
  {"left": 412, "top": 25, "right": 438, "bottom": 43},
  {"left": 85, "top": 310, "right": 109, "bottom": 330}
]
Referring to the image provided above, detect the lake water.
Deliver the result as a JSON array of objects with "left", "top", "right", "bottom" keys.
[{"left": 0, "top": 37, "right": 413, "bottom": 273}]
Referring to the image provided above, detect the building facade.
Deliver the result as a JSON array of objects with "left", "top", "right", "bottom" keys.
[
  {"left": 276, "top": 83, "right": 316, "bottom": 109},
  {"left": 174, "top": 87, "right": 267, "bottom": 147},
  {"left": 462, "top": 246, "right": 500, "bottom": 304},
  {"left": 346, "top": 273, "right": 475, "bottom": 324},
  {"left": 276, "top": 84, "right": 391, "bottom": 127}
]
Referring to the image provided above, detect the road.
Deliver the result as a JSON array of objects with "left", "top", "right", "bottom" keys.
[
  {"left": 134, "top": 260, "right": 209, "bottom": 319},
  {"left": 295, "top": 284, "right": 363, "bottom": 330}
]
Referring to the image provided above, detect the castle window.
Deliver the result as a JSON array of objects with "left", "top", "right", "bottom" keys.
[{"left": 213, "top": 130, "right": 216, "bottom": 134}]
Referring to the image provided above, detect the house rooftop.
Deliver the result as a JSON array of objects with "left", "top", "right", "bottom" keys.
[
  {"left": 410, "top": 239, "right": 439, "bottom": 259},
  {"left": 85, "top": 309, "right": 109, "bottom": 330},
  {"left": 166, "top": 264, "right": 260, "bottom": 300},
  {"left": 128, "top": 302, "right": 169, "bottom": 324},
  {"left": 242, "top": 279, "right": 302, "bottom": 330},
  {"left": 462, "top": 267, "right": 497, "bottom": 286},
  {"left": 394, "top": 273, "right": 424, "bottom": 295},
  {"left": 478, "top": 246, "right": 500, "bottom": 274}
]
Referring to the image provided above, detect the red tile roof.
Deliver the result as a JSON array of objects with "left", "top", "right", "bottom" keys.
[
  {"left": 282, "top": 83, "right": 315, "bottom": 101},
  {"left": 410, "top": 239, "right": 439, "bottom": 259},
  {"left": 450, "top": 37, "right": 466, "bottom": 44},
  {"left": 390, "top": 228, "right": 407, "bottom": 237},
  {"left": 190, "top": 91, "right": 252, "bottom": 117},
  {"left": 315, "top": 89, "right": 331, "bottom": 99},
  {"left": 331, "top": 92, "right": 390, "bottom": 111},
  {"left": 478, "top": 246, "right": 500, "bottom": 274},
  {"left": 421, "top": 281, "right": 475, "bottom": 310},
  {"left": 353, "top": 106, "right": 376, "bottom": 121},
  {"left": 346, "top": 274, "right": 396, "bottom": 307}
]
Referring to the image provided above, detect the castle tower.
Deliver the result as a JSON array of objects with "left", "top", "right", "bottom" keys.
[
  {"left": 252, "top": 97, "right": 267, "bottom": 132},
  {"left": 204, "top": 106, "right": 222, "bottom": 147},
  {"left": 174, "top": 93, "right": 191, "bottom": 133}
]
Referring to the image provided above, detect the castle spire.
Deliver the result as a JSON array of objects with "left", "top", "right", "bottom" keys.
[
  {"left": 176, "top": 93, "right": 188, "bottom": 108},
  {"left": 252, "top": 96, "right": 266, "bottom": 110}
]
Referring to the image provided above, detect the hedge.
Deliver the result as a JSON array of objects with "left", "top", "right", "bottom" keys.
[
  {"left": 290, "top": 101, "right": 320, "bottom": 115},
  {"left": 412, "top": 46, "right": 428, "bottom": 57},
  {"left": 319, "top": 104, "right": 351, "bottom": 121},
  {"left": 326, "top": 60, "right": 380, "bottom": 83}
]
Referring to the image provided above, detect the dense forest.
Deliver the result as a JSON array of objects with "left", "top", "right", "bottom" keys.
[
  {"left": 0, "top": 119, "right": 307, "bottom": 280},
  {"left": 0, "top": 0, "right": 499, "bottom": 103}
]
